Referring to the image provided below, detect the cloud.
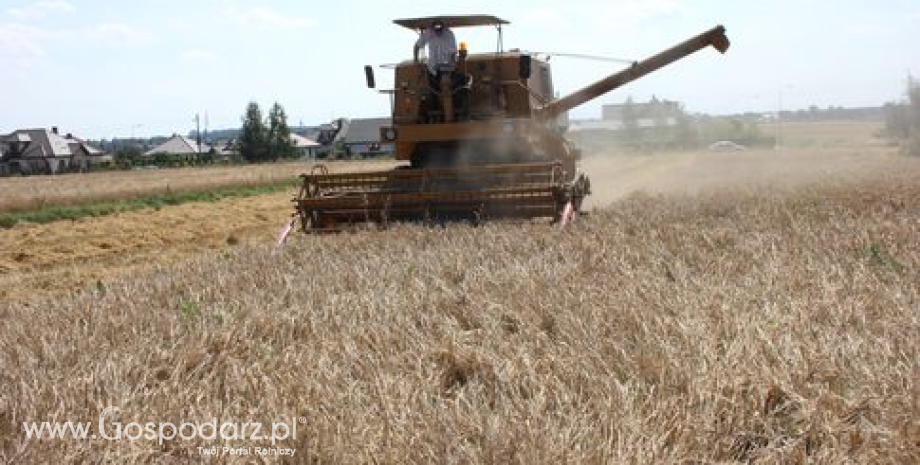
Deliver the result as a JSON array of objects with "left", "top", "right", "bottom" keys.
[
  {"left": 181, "top": 48, "right": 218, "bottom": 63},
  {"left": 0, "top": 20, "right": 153, "bottom": 68},
  {"left": 842, "top": 21, "right": 886, "bottom": 37},
  {"left": 516, "top": 0, "right": 685, "bottom": 40},
  {"left": 593, "top": 0, "right": 685, "bottom": 25},
  {"left": 7, "top": 0, "right": 75, "bottom": 20},
  {"left": 220, "top": 6, "right": 315, "bottom": 30},
  {"left": 520, "top": 6, "right": 572, "bottom": 29},
  {"left": 0, "top": 24, "right": 49, "bottom": 67},
  {"left": 85, "top": 23, "right": 154, "bottom": 44}
]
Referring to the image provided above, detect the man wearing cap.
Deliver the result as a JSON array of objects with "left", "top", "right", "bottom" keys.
[
  {"left": 413, "top": 20, "right": 470, "bottom": 121},
  {"left": 414, "top": 20, "right": 457, "bottom": 73}
]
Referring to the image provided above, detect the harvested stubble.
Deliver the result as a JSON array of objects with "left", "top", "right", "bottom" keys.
[
  {"left": 0, "top": 160, "right": 394, "bottom": 213},
  {"left": 1, "top": 171, "right": 918, "bottom": 463}
]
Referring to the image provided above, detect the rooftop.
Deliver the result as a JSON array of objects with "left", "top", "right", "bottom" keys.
[{"left": 394, "top": 15, "right": 508, "bottom": 31}]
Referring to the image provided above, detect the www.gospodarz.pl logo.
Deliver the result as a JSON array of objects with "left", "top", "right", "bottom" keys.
[{"left": 23, "top": 406, "right": 305, "bottom": 450}]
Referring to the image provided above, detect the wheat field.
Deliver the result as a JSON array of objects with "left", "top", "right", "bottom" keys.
[{"left": 1, "top": 146, "right": 918, "bottom": 462}]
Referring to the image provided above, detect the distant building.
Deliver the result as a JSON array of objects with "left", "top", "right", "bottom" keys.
[
  {"left": 298, "top": 117, "right": 393, "bottom": 158},
  {"left": 601, "top": 98, "right": 683, "bottom": 122},
  {"left": 215, "top": 133, "right": 320, "bottom": 160},
  {"left": 213, "top": 139, "right": 237, "bottom": 158},
  {"left": 290, "top": 133, "right": 320, "bottom": 158},
  {"left": 298, "top": 120, "right": 344, "bottom": 158},
  {"left": 0, "top": 127, "right": 110, "bottom": 175},
  {"left": 296, "top": 118, "right": 393, "bottom": 158},
  {"left": 299, "top": 122, "right": 339, "bottom": 146},
  {"left": 335, "top": 117, "right": 393, "bottom": 156},
  {"left": 336, "top": 118, "right": 395, "bottom": 157},
  {"left": 143, "top": 134, "right": 205, "bottom": 158},
  {"left": 570, "top": 97, "right": 684, "bottom": 133},
  {"left": 568, "top": 117, "right": 678, "bottom": 132}
]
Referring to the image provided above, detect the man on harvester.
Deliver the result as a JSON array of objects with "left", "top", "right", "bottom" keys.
[{"left": 413, "top": 19, "right": 471, "bottom": 122}]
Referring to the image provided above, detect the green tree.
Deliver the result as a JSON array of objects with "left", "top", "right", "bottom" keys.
[
  {"left": 239, "top": 101, "right": 268, "bottom": 162},
  {"left": 267, "top": 102, "right": 295, "bottom": 160},
  {"left": 884, "top": 76, "right": 920, "bottom": 155},
  {"left": 114, "top": 145, "right": 143, "bottom": 168}
]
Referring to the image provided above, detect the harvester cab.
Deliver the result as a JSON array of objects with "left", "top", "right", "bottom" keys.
[
  {"left": 292, "top": 16, "right": 729, "bottom": 233},
  {"left": 370, "top": 15, "right": 572, "bottom": 171}
]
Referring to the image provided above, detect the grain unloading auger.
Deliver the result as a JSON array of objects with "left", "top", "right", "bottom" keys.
[{"left": 292, "top": 17, "right": 729, "bottom": 233}]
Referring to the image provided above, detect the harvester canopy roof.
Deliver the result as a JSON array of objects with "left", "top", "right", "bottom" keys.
[{"left": 394, "top": 15, "right": 509, "bottom": 31}]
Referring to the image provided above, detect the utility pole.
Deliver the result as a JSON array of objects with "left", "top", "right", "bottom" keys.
[{"left": 195, "top": 113, "right": 201, "bottom": 154}]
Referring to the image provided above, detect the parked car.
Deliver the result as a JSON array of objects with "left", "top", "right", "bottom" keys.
[{"left": 708, "top": 141, "right": 747, "bottom": 151}]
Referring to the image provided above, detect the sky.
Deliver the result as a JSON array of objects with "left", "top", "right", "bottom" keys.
[{"left": 1, "top": 0, "right": 918, "bottom": 139}]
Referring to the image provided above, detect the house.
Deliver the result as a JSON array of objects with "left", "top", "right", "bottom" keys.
[
  {"left": 569, "top": 97, "right": 685, "bottom": 135},
  {"left": 298, "top": 120, "right": 344, "bottom": 158},
  {"left": 301, "top": 117, "right": 393, "bottom": 158},
  {"left": 334, "top": 117, "right": 394, "bottom": 157},
  {"left": 0, "top": 127, "right": 111, "bottom": 175},
  {"left": 215, "top": 133, "right": 320, "bottom": 160},
  {"left": 213, "top": 139, "right": 237, "bottom": 159},
  {"left": 299, "top": 121, "right": 340, "bottom": 146},
  {"left": 290, "top": 133, "right": 320, "bottom": 158},
  {"left": 601, "top": 97, "right": 684, "bottom": 122},
  {"left": 143, "top": 134, "right": 206, "bottom": 159}
]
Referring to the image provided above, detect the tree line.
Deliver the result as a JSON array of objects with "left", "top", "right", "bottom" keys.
[{"left": 100, "top": 101, "right": 300, "bottom": 168}]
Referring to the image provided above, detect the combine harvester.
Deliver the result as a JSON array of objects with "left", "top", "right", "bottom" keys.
[{"left": 291, "top": 15, "right": 729, "bottom": 233}]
